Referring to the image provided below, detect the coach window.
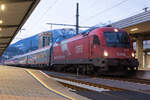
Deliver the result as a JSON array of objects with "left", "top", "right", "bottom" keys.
[{"left": 93, "top": 35, "right": 100, "bottom": 45}]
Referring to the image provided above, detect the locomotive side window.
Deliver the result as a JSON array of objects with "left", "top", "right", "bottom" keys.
[{"left": 93, "top": 35, "right": 100, "bottom": 45}]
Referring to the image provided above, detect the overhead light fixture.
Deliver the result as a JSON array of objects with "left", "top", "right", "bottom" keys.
[
  {"left": 1, "top": 4, "right": 5, "bottom": 11},
  {"left": 130, "top": 28, "right": 138, "bottom": 32},
  {"left": 0, "top": 20, "right": 3, "bottom": 24}
]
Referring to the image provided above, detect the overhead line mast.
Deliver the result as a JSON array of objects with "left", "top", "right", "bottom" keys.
[{"left": 76, "top": 2, "right": 79, "bottom": 35}]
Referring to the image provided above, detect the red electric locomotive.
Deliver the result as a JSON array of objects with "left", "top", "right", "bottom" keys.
[
  {"left": 4, "top": 26, "right": 139, "bottom": 75},
  {"left": 52, "top": 27, "right": 139, "bottom": 75}
]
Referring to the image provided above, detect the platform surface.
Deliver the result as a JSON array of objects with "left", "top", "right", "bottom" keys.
[
  {"left": 136, "top": 68, "right": 150, "bottom": 80},
  {"left": 139, "top": 68, "right": 150, "bottom": 70},
  {"left": 0, "top": 66, "right": 88, "bottom": 100},
  {"left": 1, "top": 65, "right": 150, "bottom": 100}
]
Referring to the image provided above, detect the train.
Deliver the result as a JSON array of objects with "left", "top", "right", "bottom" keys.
[{"left": 4, "top": 26, "right": 139, "bottom": 75}]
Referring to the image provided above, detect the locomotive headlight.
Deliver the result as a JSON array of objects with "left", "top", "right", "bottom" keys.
[
  {"left": 132, "top": 52, "right": 135, "bottom": 57},
  {"left": 104, "top": 50, "right": 108, "bottom": 57},
  {"left": 114, "top": 29, "right": 118, "bottom": 32}
]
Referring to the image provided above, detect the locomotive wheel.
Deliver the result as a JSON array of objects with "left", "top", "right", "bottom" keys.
[
  {"left": 64, "top": 65, "right": 76, "bottom": 73},
  {"left": 77, "top": 65, "right": 87, "bottom": 75},
  {"left": 82, "top": 66, "right": 87, "bottom": 75},
  {"left": 94, "top": 66, "right": 105, "bottom": 76}
]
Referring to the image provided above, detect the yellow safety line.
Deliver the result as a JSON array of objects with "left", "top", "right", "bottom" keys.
[{"left": 25, "top": 69, "right": 75, "bottom": 100}]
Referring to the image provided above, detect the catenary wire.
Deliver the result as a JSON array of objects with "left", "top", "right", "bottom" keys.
[{"left": 80, "top": 0, "right": 129, "bottom": 24}]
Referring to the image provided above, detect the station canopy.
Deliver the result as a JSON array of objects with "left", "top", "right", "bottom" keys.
[
  {"left": 111, "top": 10, "right": 150, "bottom": 41},
  {"left": 0, "top": 0, "right": 40, "bottom": 56}
]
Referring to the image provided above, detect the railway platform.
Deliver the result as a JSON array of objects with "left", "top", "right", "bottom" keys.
[
  {"left": 136, "top": 68, "right": 150, "bottom": 80},
  {"left": 0, "top": 65, "right": 88, "bottom": 100},
  {"left": 1, "top": 65, "right": 150, "bottom": 100}
]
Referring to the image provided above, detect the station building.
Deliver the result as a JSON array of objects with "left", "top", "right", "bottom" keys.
[{"left": 38, "top": 31, "right": 52, "bottom": 49}]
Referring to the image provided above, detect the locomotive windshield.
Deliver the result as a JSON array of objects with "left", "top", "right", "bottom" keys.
[{"left": 104, "top": 32, "right": 130, "bottom": 48}]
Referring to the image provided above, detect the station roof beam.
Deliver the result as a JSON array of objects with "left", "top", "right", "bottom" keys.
[
  {"left": 111, "top": 10, "right": 150, "bottom": 41},
  {"left": 0, "top": 0, "right": 40, "bottom": 56}
]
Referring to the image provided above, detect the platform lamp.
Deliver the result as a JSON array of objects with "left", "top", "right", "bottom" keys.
[{"left": 0, "top": 4, "right": 5, "bottom": 31}]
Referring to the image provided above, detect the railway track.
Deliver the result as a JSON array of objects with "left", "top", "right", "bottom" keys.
[
  {"left": 43, "top": 70, "right": 150, "bottom": 94},
  {"left": 96, "top": 76, "right": 150, "bottom": 85},
  {"left": 44, "top": 69, "right": 150, "bottom": 86},
  {"left": 47, "top": 76, "right": 149, "bottom": 100}
]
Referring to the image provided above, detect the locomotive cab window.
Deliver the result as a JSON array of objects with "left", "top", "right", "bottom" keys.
[
  {"left": 104, "top": 32, "right": 130, "bottom": 48},
  {"left": 93, "top": 35, "right": 100, "bottom": 45}
]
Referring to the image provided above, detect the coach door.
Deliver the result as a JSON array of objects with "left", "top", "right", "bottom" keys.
[{"left": 89, "top": 35, "right": 101, "bottom": 59}]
